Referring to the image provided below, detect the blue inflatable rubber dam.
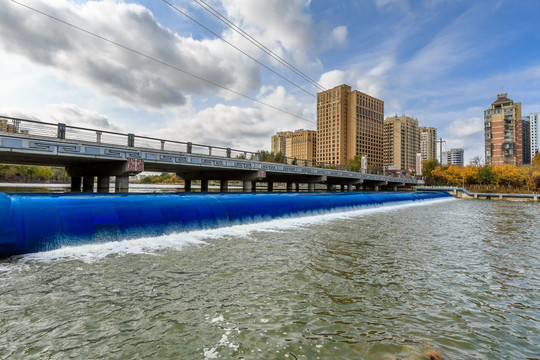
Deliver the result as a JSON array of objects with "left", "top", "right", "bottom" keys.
[{"left": 0, "top": 191, "right": 451, "bottom": 258}]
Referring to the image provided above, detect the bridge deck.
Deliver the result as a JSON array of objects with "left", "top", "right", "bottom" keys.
[{"left": 0, "top": 116, "right": 419, "bottom": 192}]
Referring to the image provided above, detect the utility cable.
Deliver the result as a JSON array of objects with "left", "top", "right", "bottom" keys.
[
  {"left": 161, "top": 0, "right": 316, "bottom": 98},
  {"left": 9, "top": 0, "right": 315, "bottom": 124},
  {"left": 192, "top": 0, "right": 327, "bottom": 92}
]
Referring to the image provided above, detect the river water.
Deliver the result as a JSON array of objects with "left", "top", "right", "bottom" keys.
[{"left": 0, "top": 196, "right": 539, "bottom": 359}]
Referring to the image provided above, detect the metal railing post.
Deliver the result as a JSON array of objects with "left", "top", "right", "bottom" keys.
[
  {"left": 187, "top": 142, "right": 192, "bottom": 154},
  {"left": 127, "top": 133, "right": 135, "bottom": 147},
  {"left": 57, "top": 123, "right": 66, "bottom": 139},
  {"left": 96, "top": 131, "right": 102, "bottom": 143},
  {"left": 226, "top": 148, "right": 231, "bottom": 158},
  {"left": 160, "top": 140, "right": 165, "bottom": 151}
]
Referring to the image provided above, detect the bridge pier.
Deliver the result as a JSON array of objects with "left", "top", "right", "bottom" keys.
[
  {"left": 70, "top": 176, "right": 82, "bottom": 192},
  {"left": 347, "top": 185, "right": 352, "bottom": 192},
  {"left": 242, "top": 180, "right": 252, "bottom": 192},
  {"left": 340, "top": 184, "right": 345, "bottom": 192},
  {"left": 200, "top": 179, "right": 209, "bottom": 192},
  {"left": 268, "top": 182, "right": 273, "bottom": 192},
  {"left": 97, "top": 176, "right": 110, "bottom": 193},
  {"left": 286, "top": 182, "right": 293, "bottom": 192},
  {"left": 327, "top": 183, "right": 334, "bottom": 192},
  {"left": 374, "top": 186, "right": 379, "bottom": 191},
  {"left": 220, "top": 180, "right": 228, "bottom": 192},
  {"left": 295, "top": 183, "right": 300, "bottom": 192},
  {"left": 115, "top": 175, "right": 129, "bottom": 192},
  {"left": 308, "top": 182, "right": 315, "bottom": 192},
  {"left": 83, "top": 176, "right": 94, "bottom": 192},
  {"left": 184, "top": 179, "right": 191, "bottom": 192}
]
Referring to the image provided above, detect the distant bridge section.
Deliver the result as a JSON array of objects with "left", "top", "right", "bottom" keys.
[{"left": 0, "top": 116, "right": 419, "bottom": 192}]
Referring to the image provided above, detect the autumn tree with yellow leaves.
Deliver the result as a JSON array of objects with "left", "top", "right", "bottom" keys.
[{"left": 424, "top": 152, "right": 540, "bottom": 192}]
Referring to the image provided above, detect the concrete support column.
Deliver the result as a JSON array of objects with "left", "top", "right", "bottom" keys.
[
  {"left": 200, "top": 179, "right": 209, "bottom": 192},
  {"left": 115, "top": 175, "right": 129, "bottom": 193},
  {"left": 70, "top": 176, "right": 82, "bottom": 192},
  {"left": 220, "top": 180, "right": 228, "bottom": 192},
  {"left": 295, "top": 183, "right": 300, "bottom": 192},
  {"left": 393, "top": 186, "right": 398, "bottom": 191},
  {"left": 308, "top": 183, "right": 315, "bottom": 192},
  {"left": 184, "top": 179, "right": 191, "bottom": 192},
  {"left": 534, "top": 195, "right": 538, "bottom": 202},
  {"left": 347, "top": 185, "right": 352, "bottom": 192},
  {"left": 242, "top": 180, "right": 252, "bottom": 192},
  {"left": 327, "top": 183, "right": 333, "bottom": 192},
  {"left": 355, "top": 184, "right": 362, "bottom": 191},
  {"left": 374, "top": 185, "right": 379, "bottom": 192},
  {"left": 268, "top": 182, "right": 273, "bottom": 192},
  {"left": 286, "top": 182, "right": 292, "bottom": 192},
  {"left": 97, "top": 176, "right": 110, "bottom": 193},
  {"left": 82, "top": 176, "right": 94, "bottom": 192},
  {"left": 340, "top": 184, "right": 345, "bottom": 192},
  {"left": 251, "top": 181, "right": 257, "bottom": 192}
]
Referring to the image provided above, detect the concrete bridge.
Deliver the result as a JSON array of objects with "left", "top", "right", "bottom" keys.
[{"left": 0, "top": 116, "right": 419, "bottom": 192}]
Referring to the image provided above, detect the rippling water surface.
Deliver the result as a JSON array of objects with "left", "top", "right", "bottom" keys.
[{"left": 1, "top": 198, "right": 539, "bottom": 359}]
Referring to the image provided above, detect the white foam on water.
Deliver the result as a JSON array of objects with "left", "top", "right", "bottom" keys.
[
  {"left": 203, "top": 313, "right": 240, "bottom": 359},
  {"left": 10, "top": 197, "right": 454, "bottom": 264},
  {"left": 19, "top": 232, "right": 208, "bottom": 264}
]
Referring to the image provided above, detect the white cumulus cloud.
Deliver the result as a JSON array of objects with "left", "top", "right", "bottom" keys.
[{"left": 0, "top": 0, "right": 260, "bottom": 109}]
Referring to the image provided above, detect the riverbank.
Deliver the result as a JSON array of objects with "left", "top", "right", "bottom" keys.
[{"left": 417, "top": 187, "right": 539, "bottom": 202}]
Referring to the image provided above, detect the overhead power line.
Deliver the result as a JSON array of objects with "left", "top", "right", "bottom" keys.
[
  {"left": 192, "top": 0, "right": 327, "bottom": 92},
  {"left": 161, "top": 0, "right": 316, "bottom": 98},
  {"left": 9, "top": 0, "right": 315, "bottom": 124}
]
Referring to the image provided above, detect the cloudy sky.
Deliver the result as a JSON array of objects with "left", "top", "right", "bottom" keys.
[{"left": 1, "top": 0, "right": 540, "bottom": 163}]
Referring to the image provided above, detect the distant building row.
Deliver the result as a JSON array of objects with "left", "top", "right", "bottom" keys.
[
  {"left": 272, "top": 84, "right": 437, "bottom": 173},
  {"left": 271, "top": 129, "right": 317, "bottom": 166},
  {"left": 484, "top": 93, "right": 539, "bottom": 166},
  {"left": 0, "top": 119, "right": 29, "bottom": 135}
]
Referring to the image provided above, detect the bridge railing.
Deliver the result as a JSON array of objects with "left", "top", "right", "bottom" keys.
[
  {"left": 1, "top": 115, "right": 417, "bottom": 179},
  {"left": 0, "top": 115, "right": 260, "bottom": 160}
]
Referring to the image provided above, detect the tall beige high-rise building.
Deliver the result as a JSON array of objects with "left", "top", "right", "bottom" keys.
[
  {"left": 316, "top": 84, "right": 384, "bottom": 169},
  {"left": 271, "top": 131, "right": 292, "bottom": 155},
  {"left": 484, "top": 93, "right": 523, "bottom": 166},
  {"left": 419, "top": 126, "right": 437, "bottom": 161},
  {"left": 285, "top": 129, "right": 317, "bottom": 165},
  {"left": 383, "top": 115, "right": 420, "bottom": 171}
]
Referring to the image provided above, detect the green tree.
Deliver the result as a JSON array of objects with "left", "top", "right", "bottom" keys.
[
  {"left": 422, "top": 159, "right": 440, "bottom": 178},
  {"left": 255, "top": 150, "right": 286, "bottom": 164},
  {"left": 34, "top": 167, "right": 53, "bottom": 181},
  {"left": 346, "top": 155, "right": 363, "bottom": 172},
  {"left": 476, "top": 165, "right": 494, "bottom": 185}
]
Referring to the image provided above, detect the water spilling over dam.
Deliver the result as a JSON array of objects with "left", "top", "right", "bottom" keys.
[{"left": 0, "top": 191, "right": 450, "bottom": 258}]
